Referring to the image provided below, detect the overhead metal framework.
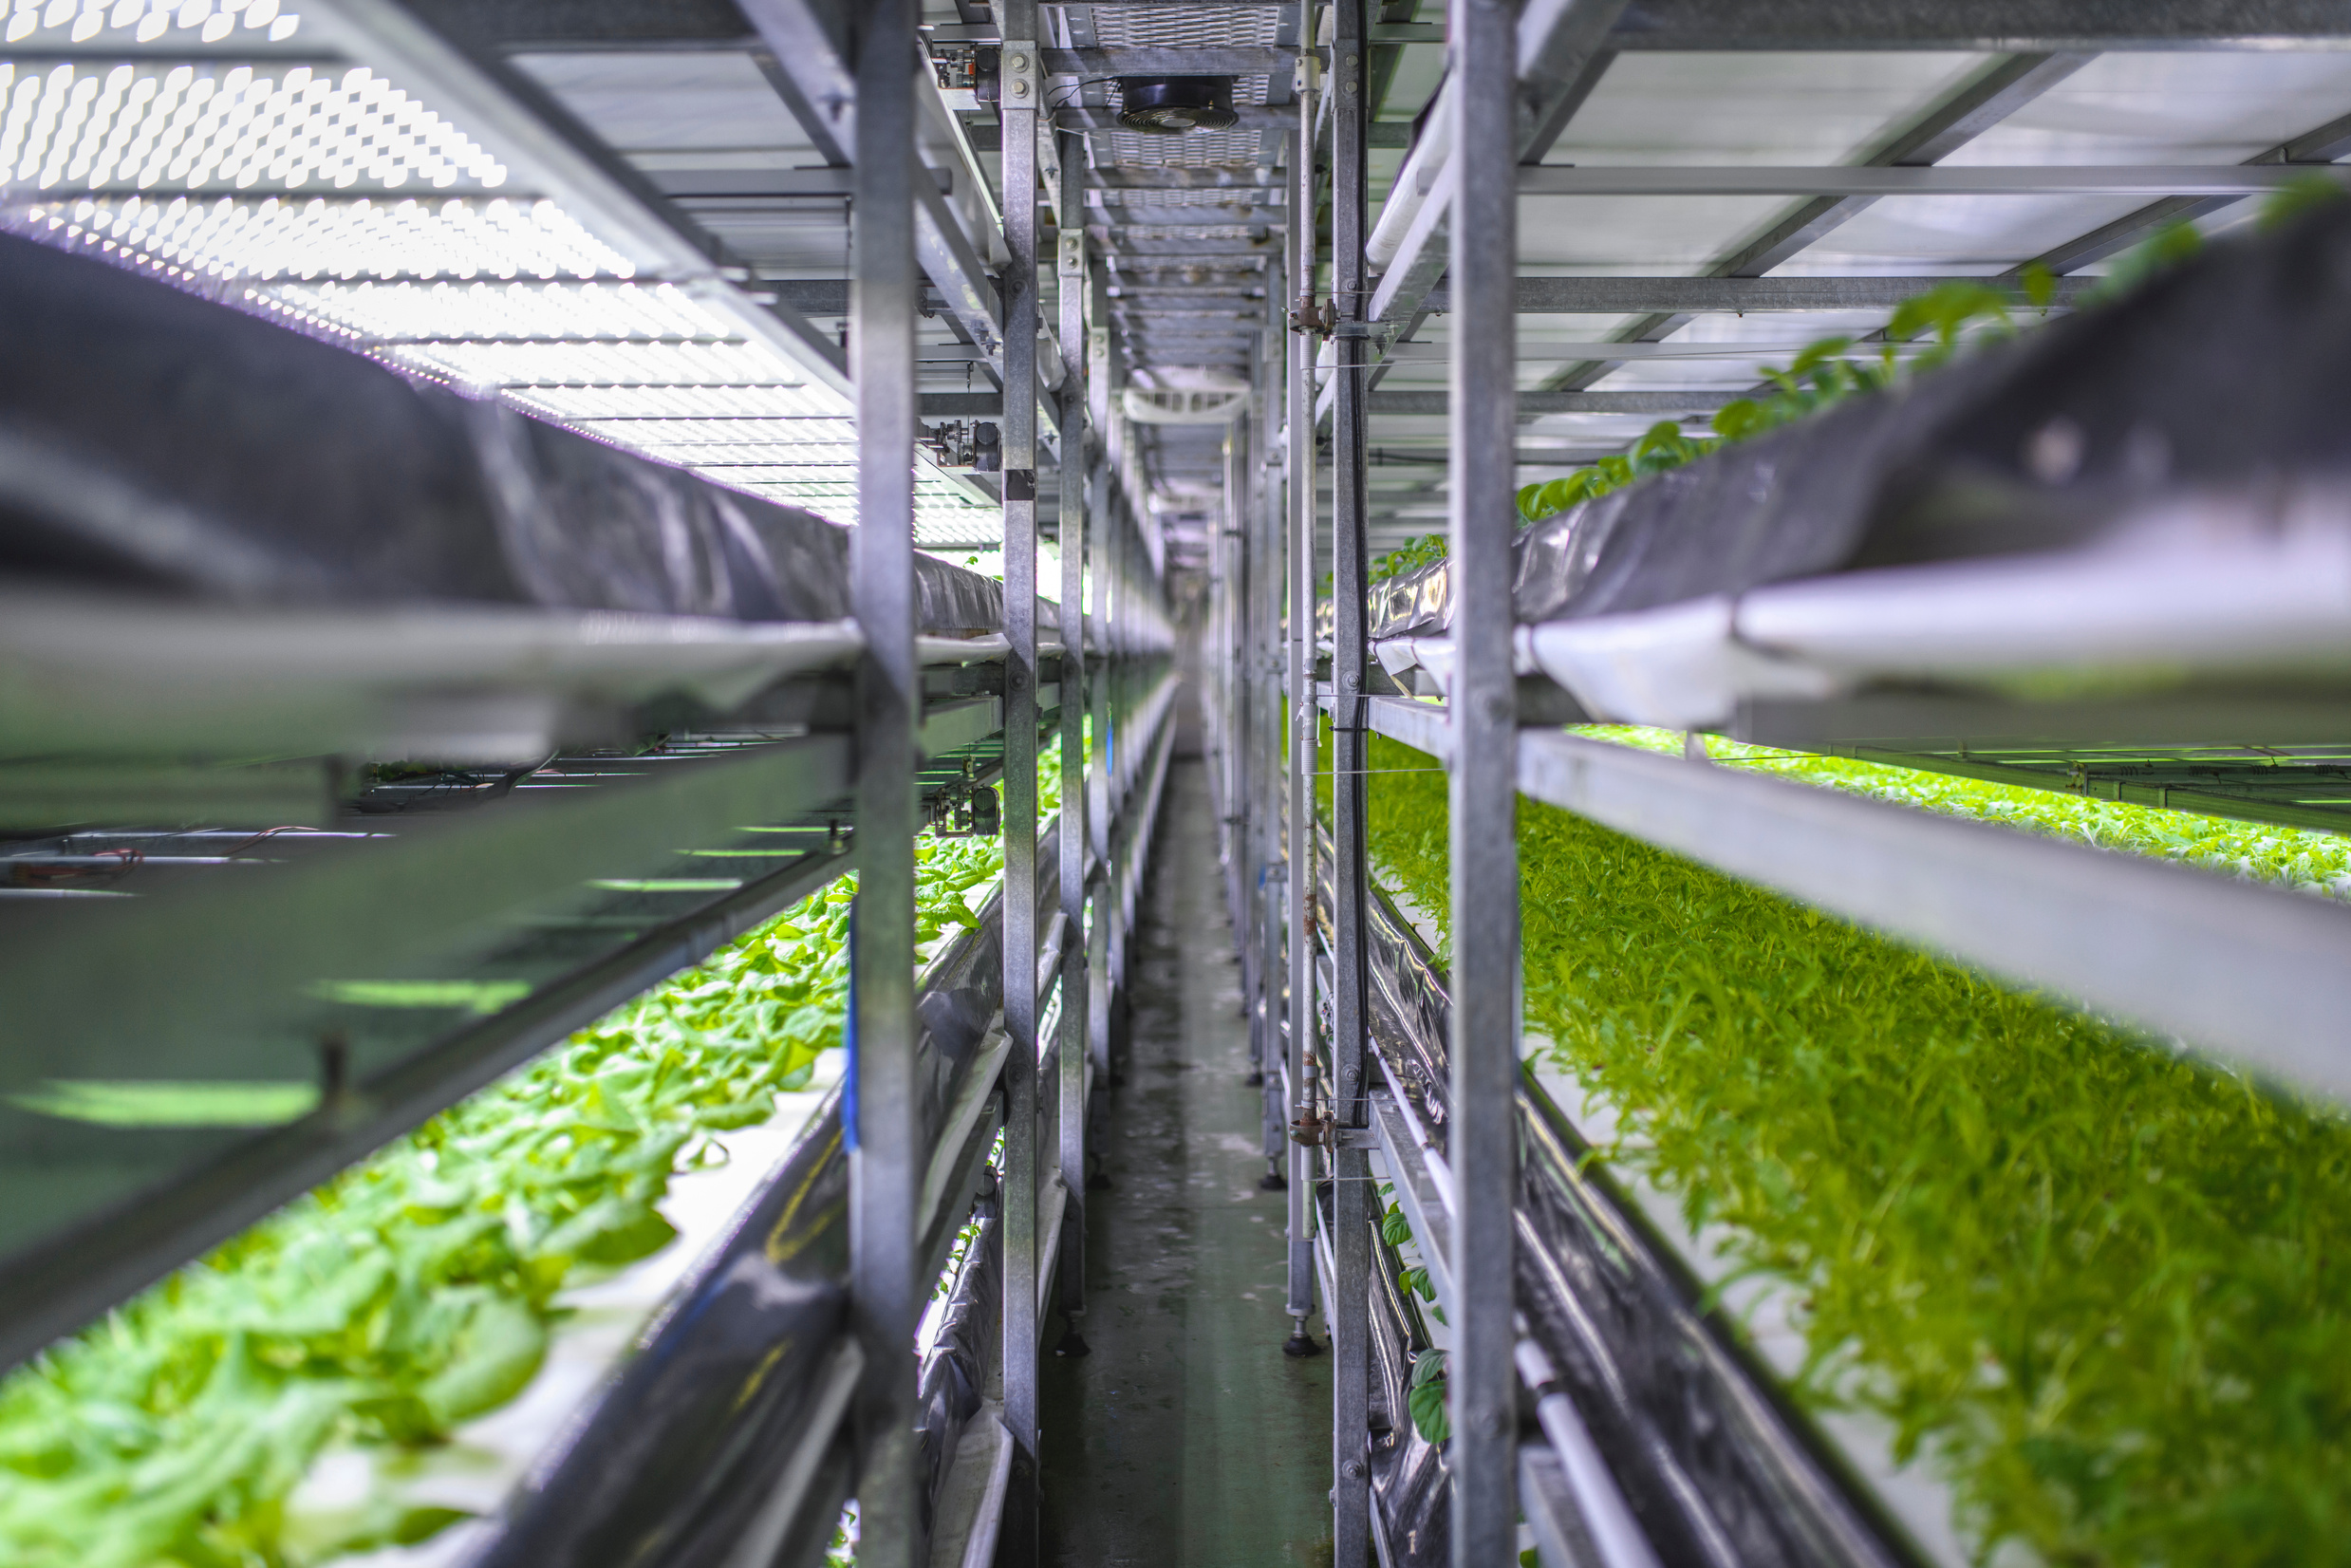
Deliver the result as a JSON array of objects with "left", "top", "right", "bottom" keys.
[
  {"left": 9, "top": 1, "right": 2351, "bottom": 1567},
  {"left": 0, "top": 5, "right": 1179, "bottom": 1568},
  {"left": 1203, "top": 3, "right": 2351, "bottom": 1567}
]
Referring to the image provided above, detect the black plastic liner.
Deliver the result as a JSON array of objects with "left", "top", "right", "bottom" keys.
[
  {"left": 0, "top": 233, "right": 1003, "bottom": 633},
  {"left": 919, "top": 1209, "right": 1001, "bottom": 1533},
  {"left": 1317, "top": 1175, "right": 1451, "bottom": 1568},
  {"left": 1314, "top": 826, "right": 1449, "bottom": 1127},
  {"left": 1322, "top": 836, "right": 1916, "bottom": 1567},
  {"left": 1516, "top": 1091, "right": 1917, "bottom": 1568},
  {"left": 469, "top": 1091, "right": 850, "bottom": 1567},
  {"left": 462, "top": 852, "right": 1046, "bottom": 1568},
  {"left": 1367, "top": 884, "right": 1451, "bottom": 1127},
  {"left": 1369, "top": 1199, "right": 1449, "bottom": 1566},
  {"left": 1364, "top": 199, "right": 2351, "bottom": 641}
]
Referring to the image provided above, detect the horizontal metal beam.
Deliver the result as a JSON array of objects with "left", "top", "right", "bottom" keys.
[
  {"left": 1112, "top": 308, "right": 1264, "bottom": 324},
  {"left": 1042, "top": 46, "right": 1295, "bottom": 75},
  {"left": 1517, "top": 725, "right": 2351, "bottom": 1104},
  {"left": 1425, "top": 273, "right": 2095, "bottom": 312},
  {"left": 1089, "top": 187, "right": 1285, "bottom": 208},
  {"left": 1604, "top": 0, "right": 2351, "bottom": 51},
  {"left": 1382, "top": 338, "right": 1935, "bottom": 361},
  {"left": 769, "top": 278, "right": 858, "bottom": 316},
  {"left": 1363, "top": 693, "right": 2351, "bottom": 1108},
  {"left": 1089, "top": 222, "right": 1287, "bottom": 240},
  {"left": 449, "top": 0, "right": 2351, "bottom": 54},
  {"left": 1997, "top": 109, "right": 2351, "bottom": 281},
  {"left": 923, "top": 393, "right": 1003, "bottom": 417},
  {"left": 1517, "top": 164, "right": 2351, "bottom": 196},
  {"left": 1366, "top": 389, "right": 1737, "bottom": 414},
  {"left": 729, "top": 0, "right": 1000, "bottom": 365},
  {"left": 1353, "top": 0, "right": 1628, "bottom": 401},
  {"left": 1094, "top": 236, "right": 1286, "bottom": 256},
  {"left": 1101, "top": 252, "right": 1270, "bottom": 265},
  {"left": 1108, "top": 306, "right": 1263, "bottom": 319},
  {"left": 1104, "top": 285, "right": 1269, "bottom": 297},
  {"left": 915, "top": 177, "right": 1005, "bottom": 359},
  {"left": 1362, "top": 443, "right": 1630, "bottom": 460},
  {"left": 646, "top": 166, "right": 954, "bottom": 198},
  {"left": 1088, "top": 166, "right": 1280, "bottom": 190},
  {"left": 0, "top": 749, "right": 859, "bottom": 1372},
  {"left": 0, "top": 737, "right": 857, "bottom": 1094},
  {"left": 1111, "top": 327, "right": 1261, "bottom": 342},
  {"left": 409, "top": 0, "right": 756, "bottom": 47},
  {"left": 1056, "top": 105, "right": 1299, "bottom": 132},
  {"left": 1071, "top": 120, "right": 1410, "bottom": 144}
]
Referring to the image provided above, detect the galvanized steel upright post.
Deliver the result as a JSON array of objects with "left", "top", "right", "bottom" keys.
[
  {"left": 1086, "top": 311, "right": 1114, "bottom": 1089},
  {"left": 1450, "top": 0, "right": 1522, "bottom": 1559},
  {"left": 998, "top": 13, "right": 1042, "bottom": 1561},
  {"left": 846, "top": 2, "right": 922, "bottom": 1564},
  {"left": 1328, "top": 0, "right": 1377, "bottom": 1557},
  {"left": 1054, "top": 132, "right": 1092, "bottom": 1352},
  {"left": 1282, "top": 55, "right": 1318, "bottom": 1355},
  {"left": 1101, "top": 495, "right": 1125, "bottom": 1010},
  {"left": 1258, "top": 267, "right": 1290, "bottom": 1193},
  {"left": 1085, "top": 254, "right": 1114, "bottom": 879},
  {"left": 1229, "top": 412, "right": 1259, "bottom": 1079},
  {"left": 1221, "top": 416, "right": 1244, "bottom": 908}
]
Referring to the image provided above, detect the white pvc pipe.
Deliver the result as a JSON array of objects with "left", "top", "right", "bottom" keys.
[
  {"left": 1365, "top": 76, "right": 1454, "bottom": 272},
  {"left": 1514, "top": 1338, "right": 1666, "bottom": 1568}
]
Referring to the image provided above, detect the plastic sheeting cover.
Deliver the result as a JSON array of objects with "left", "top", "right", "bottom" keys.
[
  {"left": 452, "top": 851, "right": 1038, "bottom": 1567},
  {"left": 470, "top": 1090, "right": 850, "bottom": 1568},
  {"left": 1367, "top": 200, "right": 2351, "bottom": 642},
  {"left": 0, "top": 233, "right": 1005, "bottom": 635}
]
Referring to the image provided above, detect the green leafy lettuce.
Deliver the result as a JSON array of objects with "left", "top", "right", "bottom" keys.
[
  {"left": 0, "top": 756, "right": 1056, "bottom": 1568},
  {"left": 1362, "top": 730, "right": 2351, "bottom": 1566}
]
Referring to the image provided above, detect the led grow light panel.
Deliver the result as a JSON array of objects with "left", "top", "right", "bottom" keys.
[
  {"left": 5, "top": 0, "right": 303, "bottom": 49},
  {"left": 697, "top": 465, "right": 850, "bottom": 483},
  {"left": 659, "top": 442, "right": 862, "bottom": 465},
  {"left": 0, "top": 61, "right": 503, "bottom": 193},
  {"left": 271, "top": 278, "right": 714, "bottom": 335},
  {"left": 0, "top": 6, "right": 994, "bottom": 539},
  {"left": 373, "top": 338, "right": 806, "bottom": 390},
  {"left": 571, "top": 417, "right": 856, "bottom": 446},
  {"left": 30, "top": 193, "right": 630, "bottom": 282},
  {"left": 500, "top": 383, "right": 850, "bottom": 422}
]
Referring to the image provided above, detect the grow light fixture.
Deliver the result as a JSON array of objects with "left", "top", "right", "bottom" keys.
[
  {"left": 39, "top": 195, "right": 625, "bottom": 282},
  {"left": 0, "top": 62, "right": 502, "bottom": 193},
  {"left": 5, "top": 0, "right": 302, "bottom": 50},
  {"left": 0, "top": 0, "right": 998, "bottom": 541}
]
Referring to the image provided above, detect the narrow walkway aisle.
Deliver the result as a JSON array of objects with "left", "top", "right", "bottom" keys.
[{"left": 1039, "top": 758, "right": 1333, "bottom": 1567}]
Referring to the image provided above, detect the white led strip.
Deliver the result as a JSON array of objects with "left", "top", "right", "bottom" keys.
[
  {"left": 0, "top": 62, "right": 500, "bottom": 191},
  {"left": 6, "top": 0, "right": 298, "bottom": 48},
  {"left": 0, "top": 10, "right": 998, "bottom": 537},
  {"left": 273, "top": 278, "right": 706, "bottom": 335},
  {"left": 32, "top": 194, "right": 627, "bottom": 280},
  {"left": 499, "top": 382, "right": 849, "bottom": 423}
]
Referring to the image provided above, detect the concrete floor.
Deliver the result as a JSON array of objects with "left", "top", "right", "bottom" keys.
[{"left": 1038, "top": 758, "right": 1334, "bottom": 1568}]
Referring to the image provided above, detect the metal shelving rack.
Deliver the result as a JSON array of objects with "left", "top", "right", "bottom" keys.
[
  {"left": 17, "top": 0, "right": 2351, "bottom": 1564},
  {"left": 1203, "top": 3, "right": 2351, "bottom": 1566},
  {"left": 0, "top": 1, "right": 1178, "bottom": 1564}
]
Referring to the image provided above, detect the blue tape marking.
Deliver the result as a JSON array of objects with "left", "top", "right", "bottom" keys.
[{"left": 842, "top": 894, "right": 859, "bottom": 1153}]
